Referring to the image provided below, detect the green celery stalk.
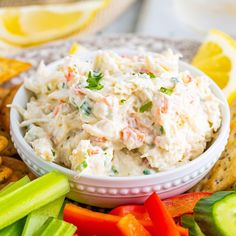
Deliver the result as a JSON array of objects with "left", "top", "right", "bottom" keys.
[
  {"left": 22, "top": 197, "right": 65, "bottom": 236},
  {"left": 0, "top": 218, "right": 26, "bottom": 236},
  {"left": 58, "top": 199, "right": 70, "bottom": 220},
  {"left": 0, "top": 175, "right": 30, "bottom": 197},
  {"left": 0, "top": 175, "right": 30, "bottom": 235},
  {"left": 36, "top": 217, "right": 77, "bottom": 236},
  {"left": 0, "top": 171, "right": 70, "bottom": 230}
]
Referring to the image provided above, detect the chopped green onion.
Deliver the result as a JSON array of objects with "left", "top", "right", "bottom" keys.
[
  {"left": 86, "top": 71, "right": 104, "bottom": 90},
  {"left": 77, "top": 161, "right": 88, "bottom": 172},
  {"left": 47, "top": 85, "right": 51, "bottom": 91},
  {"left": 160, "top": 126, "right": 165, "bottom": 134},
  {"left": 119, "top": 99, "right": 126, "bottom": 105},
  {"left": 51, "top": 149, "right": 56, "bottom": 156},
  {"left": 80, "top": 100, "right": 92, "bottom": 116},
  {"left": 140, "top": 72, "right": 155, "bottom": 79},
  {"left": 61, "top": 82, "right": 67, "bottom": 89},
  {"left": 209, "top": 121, "right": 213, "bottom": 128},
  {"left": 160, "top": 87, "right": 173, "bottom": 95},
  {"left": 139, "top": 101, "right": 153, "bottom": 113},
  {"left": 112, "top": 166, "right": 119, "bottom": 175},
  {"left": 143, "top": 169, "right": 151, "bottom": 175},
  {"left": 147, "top": 72, "right": 156, "bottom": 78}
]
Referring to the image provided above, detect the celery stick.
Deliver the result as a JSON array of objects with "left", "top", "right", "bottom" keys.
[
  {"left": 58, "top": 199, "right": 70, "bottom": 220},
  {"left": 0, "top": 171, "right": 70, "bottom": 230},
  {"left": 0, "top": 175, "right": 30, "bottom": 197},
  {"left": 36, "top": 217, "right": 76, "bottom": 236},
  {"left": 22, "top": 197, "right": 65, "bottom": 236},
  {"left": 0, "top": 176, "right": 30, "bottom": 235},
  {"left": 0, "top": 218, "right": 25, "bottom": 236}
]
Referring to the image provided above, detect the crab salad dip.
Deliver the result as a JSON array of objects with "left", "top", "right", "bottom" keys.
[{"left": 14, "top": 48, "right": 222, "bottom": 177}]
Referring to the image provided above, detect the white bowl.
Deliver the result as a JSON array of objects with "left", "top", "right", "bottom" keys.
[{"left": 10, "top": 60, "right": 230, "bottom": 208}]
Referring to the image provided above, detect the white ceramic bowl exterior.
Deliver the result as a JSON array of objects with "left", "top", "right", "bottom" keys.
[{"left": 10, "top": 61, "right": 230, "bottom": 208}]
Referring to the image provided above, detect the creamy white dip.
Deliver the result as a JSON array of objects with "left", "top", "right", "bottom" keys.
[{"left": 15, "top": 48, "right": 222, "bottom": 176}]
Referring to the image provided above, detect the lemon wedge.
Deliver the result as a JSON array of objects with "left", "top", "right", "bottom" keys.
[
  {"left": 0, "top": 1, "right": 108, "bottom": 47},
  {"left": 192, "top": 29, "right": 236, "bottom": 104}
]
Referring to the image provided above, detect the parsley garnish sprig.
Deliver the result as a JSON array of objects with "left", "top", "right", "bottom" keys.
[{"left": 86, "top": 71, "right": 104, "bottom": 90}]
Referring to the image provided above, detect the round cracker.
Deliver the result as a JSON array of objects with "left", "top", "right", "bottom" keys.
[
  {"left": 0, "top": 156, "right": 35, "bottom": 189},
  {"left": 0, "top": 136, "right": 8, "bottom": 152},
  {"left": 0, "top": 130, "right": 17, "bottom": 156},
  {"left": 1, "top": 156, "right": 35, "bottom": 179},
  {"left": 0, "top": 165, "right": 12, "bottom": 183}
]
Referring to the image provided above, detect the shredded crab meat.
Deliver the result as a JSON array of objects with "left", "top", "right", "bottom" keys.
[{"left": 17, "top": 48, "right": 222, "bottom": 176}]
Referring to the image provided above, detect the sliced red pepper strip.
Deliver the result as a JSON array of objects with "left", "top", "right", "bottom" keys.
[
  {"left": 176, "top": 225, "right": 189, "bottom": 236},
  {"left": 63, "top": 204, "right": 155, "bottom": 236},
  {"left": 117, "top": 214, "right": 151, "bottom": 236},
  {"left": 64, "top": 203, "right": 120, "bottom": 236},
  {"left": 110, "top": 205, "right": 151, "bottom": 222},
  {"left": 144, "top": 192, "right": 180, "bottom": 236},
  {"left": 163, "top": 192, "right": 211, "bottom": 218},
  {"left": 110, "top": 192, "right": 211, "bottom": 219}
]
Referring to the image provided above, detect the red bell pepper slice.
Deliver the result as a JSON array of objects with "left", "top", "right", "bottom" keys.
[
  {"left": 144, "top": 192, "right": 181, "bottom": 236},
  {"left": 176, "top": 225, "right": 189, "bottom": 236},
  {"left": 163, "top": 192, "right": 211, "bottom": 218},
  {"left": 117, "top": 214, "right": 151, "bottom": 236},
  {"left": 110, "top": 192, "right": 211, "bottom": 219},
  {"left": 110, "top": 205, "right": 151, "bottom": 222},
  {"left": 63, "top": 204, "right": 155, "bottom": 236}
]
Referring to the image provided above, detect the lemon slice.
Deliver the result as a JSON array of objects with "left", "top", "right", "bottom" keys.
[
  {"left": 192, "top": 29, "right": 236, "bottom": 104},
  {"left": 0, "top": 1, "right": 108, "bottom": 47}
]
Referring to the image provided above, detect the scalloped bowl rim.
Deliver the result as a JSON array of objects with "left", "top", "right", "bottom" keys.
[{"left": 10, "top": 58, "right": 230, "bottom": 183}]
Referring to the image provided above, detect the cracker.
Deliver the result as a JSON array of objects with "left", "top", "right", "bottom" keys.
[
  {"left": 0, "top": 165, "right": 12, "bottom": 183},
  {"left": 0, "top": 87, "right": 10, "bottom": 106},
  {"left": 0, "top": 130, "right": 17, "bottom": 156},
  {"left": 0, "top": 156, "right": 35, "bottom": 187},
  {"left": 0, "top": 57, "right": 31, "bottom": 85},
  {"left": 230, "top": 99, "right": 236, "bottom": 121},
  {"left": 0, "top": 136, "right": 8, "bottom": 152},
  {"left": 192, "top": 144, "right": 236, "bottom": 192},
  {"left": 0, "top": 84, "right": 20, "bottom": 132},
  {"left": 191, "top": 105, "right": 236, "bottom": 192}
]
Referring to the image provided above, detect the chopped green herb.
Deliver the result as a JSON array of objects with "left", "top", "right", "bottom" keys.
[
  {"left": 140, "top": 72, "right": 155, "bottom": 79},
  {"left": 160, "top": 87, "right": 173, "bottom": 95},
  {"left": 77, "top": 161, "right": 88, "bottom": 172},
  {"left": 47, "top": 84, "right": 51, "bottom": 91},
  {"left": 80, "top": 100, "right": 92, "bottom": 116},
  {"left": 160, "top": 126, "right": 165, "bottom": 134},
  {"left": 112, "top": 166, "right": 119, "bottom": 175},
  {"left": 119, "top": 99, "right": 126, "bottom": 105},
  {"left": 143, "top": 169, "right": 151, "bottom": 175},
  {"left": 62, "top": 82, "right": 67, "bottom": 89},
  {"left": 51, "top": 149, "right": 56, "bottom": 156},
  {"left": 147, "top": 72, "right": 156, "bottom": 78},
  {"left": 139, "top": 101, "right": 153, "bottom": 113},
  {"left": 86, "top": 71, "right": 104, "bottom": 90}
]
